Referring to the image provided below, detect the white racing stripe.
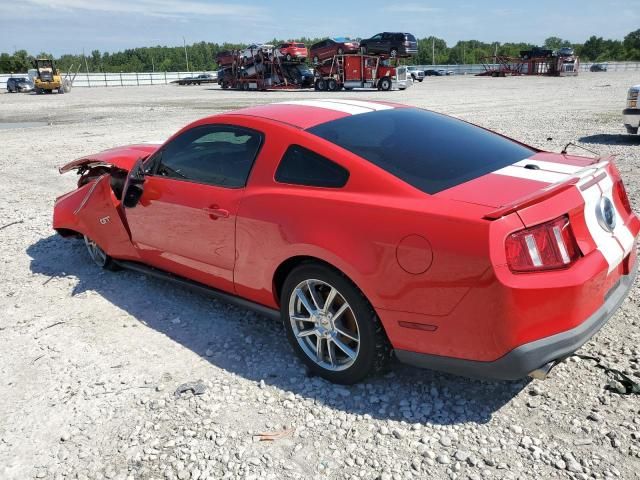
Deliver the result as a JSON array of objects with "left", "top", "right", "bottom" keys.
[
  {"left": 277, "top": 100, "right": 373, "bottom": 115},
  {"left": 511, "top": 159, "right": 586, "bottom": 174},
  {"left": 492, "top": 165, "right": 570, "bottom": 183},
  {"left": 316, "top": 99, "right": 394, "bottom": 111},
  {"left": 579, "top": 177, "right": 625, "bottom": 272},
  {"left": 597, "top": 174, "right": 636, "bottom": 257}
]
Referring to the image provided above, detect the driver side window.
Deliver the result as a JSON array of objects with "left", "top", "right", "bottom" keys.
[{"left": 154, "top": 125, "right": 263, "bottom": 188}]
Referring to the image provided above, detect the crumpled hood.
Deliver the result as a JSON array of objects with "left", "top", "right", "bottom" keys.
[{"left": 58, "top": 143, "right": 161, "bottom": 174}]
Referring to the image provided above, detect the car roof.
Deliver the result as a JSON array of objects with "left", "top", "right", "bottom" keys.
[{"left": 224, "top": 99, "right": 409, "bottom": 129}]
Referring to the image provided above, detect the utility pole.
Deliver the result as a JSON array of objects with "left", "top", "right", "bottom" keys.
[
  {"left": 183, "top": 37, "right": 190, "bottom": 72},
  {"left": 462, "top": 44, "right": 466, "bottom": 64},
  {"left": 432, "top": 38, "right": 435, "bottom": 66},
  {"left": 151, "top": 56, "right": 155, "bottom": 73}
]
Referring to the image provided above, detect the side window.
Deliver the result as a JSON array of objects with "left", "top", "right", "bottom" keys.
[
  {"left": 275, "top": 145, "right": 349, "bottom": 188},
  {"left": 155, "top": 125, "right": 262, "bottom": 188},
  {"left": 372, "top": 34, "right": 383, "bottom": 40}
]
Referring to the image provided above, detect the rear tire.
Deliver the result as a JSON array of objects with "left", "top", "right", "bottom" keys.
[
  {"left": 315, "top": 78, "right": 327, "bottom": 91},
  {"left": 327, "top": 79, "right": 339, "bottom": 91},
  {"left": 280, "top": 263, "right": 390, "bottom": 384},
  {"left": 390, "top": 48, "right": 398, "bottom": 58}
]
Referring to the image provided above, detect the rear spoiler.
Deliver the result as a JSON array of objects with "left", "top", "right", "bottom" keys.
[{"left": 483, "top": 156, "right": 613, "bottom": 220}]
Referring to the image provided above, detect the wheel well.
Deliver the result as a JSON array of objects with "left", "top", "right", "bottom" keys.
[
  {"left": 55, "top": 228, "right": 82, "bottom": 238},
  {"left": 272, "top": 256, "right": 392, "bottom": 348}
]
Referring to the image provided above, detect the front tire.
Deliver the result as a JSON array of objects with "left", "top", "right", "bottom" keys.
[
  {"left": 83, "top": 235, "right": 118, "bottom": 270},
  {"left": 379, "top": 77, "right": 392, "bottom": 91},
  {"left": 281, "top": 263, "right": 389, "bottom": 384}
]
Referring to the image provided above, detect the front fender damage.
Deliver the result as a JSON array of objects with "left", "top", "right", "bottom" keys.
[
  {"left": 54, "top": 173, "right": 142, "bottom": 262},
  {"left": 58, "top": 144, "right": 160, "bottom": 174}
]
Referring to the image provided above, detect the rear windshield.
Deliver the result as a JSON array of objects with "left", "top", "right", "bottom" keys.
[
  {"left": 307, "top": 108, "right": 535, "bottom": 194},
  {"left": 405, "top": 34, "right": 417, "bottom": 42},
  {"left": 295, "top": 43, "right": 305, "bottom": 48}
]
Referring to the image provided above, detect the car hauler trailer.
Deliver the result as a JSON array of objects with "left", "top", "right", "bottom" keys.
[
  {"left": 313, "top": 54, "right": 408, "bottom": 91},
  {"left": 217, "top": 49, "right": 313, "bottom": 91}
]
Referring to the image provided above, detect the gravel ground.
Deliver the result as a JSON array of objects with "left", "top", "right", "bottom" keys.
[{"left": 1, "top": 72, "right": 640, "bottom": 480}]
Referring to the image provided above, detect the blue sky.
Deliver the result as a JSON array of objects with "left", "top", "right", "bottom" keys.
[{"left": 2, "top": 0, "right": 638, "bottom": 55}]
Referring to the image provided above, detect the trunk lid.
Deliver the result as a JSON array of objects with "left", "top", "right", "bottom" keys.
[
  {"left": 435, "top": 152, "right": 597, "bottom": 211},
  {"left": 437, "top": 152, "right": 638, "bottom": 274}
]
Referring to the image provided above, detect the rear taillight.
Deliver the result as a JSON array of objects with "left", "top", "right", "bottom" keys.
[
  {"left": 614, "top": 179, "right": 632, "bottom": 215},
  {"left": 609, "top": 162, "right": 633, "bottom": 215},
  {"left": 505, "top": 215, "right": 580, "bottom": 273}
]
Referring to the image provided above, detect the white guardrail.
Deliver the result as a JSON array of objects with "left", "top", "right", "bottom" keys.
[
  {"left": 0, "top": 71, "right": 217, "bottom": 89},
  {"left": 1, "top": 62, "right": 638, "bottom": 90}
]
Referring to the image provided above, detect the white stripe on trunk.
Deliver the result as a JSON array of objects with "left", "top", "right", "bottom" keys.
[
  {"left": 491, "top": 165, "right": 570, "bottom": 183},
  {"left": 511, "top": 159, "right": 586, "bottom": 174},
  {"left": 578, "top": 171, "right": 626, "bottom": 273}
]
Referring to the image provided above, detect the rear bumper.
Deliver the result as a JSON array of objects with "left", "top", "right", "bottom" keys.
[
  {"left": 623, "top": 108, "right": 640, "bottom": 130},
  {"left": 395, "top": 259, "right": 637, "bottom": 380}
]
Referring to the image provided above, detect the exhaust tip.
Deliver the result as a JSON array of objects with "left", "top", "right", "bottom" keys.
[{"left": 528, "top": 360, "right": 556, "bottom": 380}]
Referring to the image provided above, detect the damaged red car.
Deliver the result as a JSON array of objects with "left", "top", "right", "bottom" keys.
[{"left": 53, "top": 99, "right": 639, "bottom": 384}]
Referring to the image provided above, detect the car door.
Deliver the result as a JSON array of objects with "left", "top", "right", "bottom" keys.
[{"left": 125, "top": 123, "right": 263, "bottom": 293}]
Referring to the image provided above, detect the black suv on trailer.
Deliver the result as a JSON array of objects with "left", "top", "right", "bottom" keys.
[{"left": 359, "top": 32, "right": 418, "bottom": 58}]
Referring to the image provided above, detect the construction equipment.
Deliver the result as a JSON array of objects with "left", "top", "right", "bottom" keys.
[{"left": 33, "top": 58, "right": 72, "bottom": 94}]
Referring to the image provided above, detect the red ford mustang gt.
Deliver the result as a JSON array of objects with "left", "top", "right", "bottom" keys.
[{"left": 53, "top": 99, "right": 639, "bottom": 384}]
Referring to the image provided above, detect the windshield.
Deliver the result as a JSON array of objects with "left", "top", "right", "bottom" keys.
[
  {"left": 307, "top": 108, "right": 536, "bottom": 194},
  {"left": 332, "top": 37, "right": 351, "bottom": 43}
]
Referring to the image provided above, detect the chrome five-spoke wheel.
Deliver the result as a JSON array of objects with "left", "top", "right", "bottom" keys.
[
  {"left": 289, "top": 279, "right": 360, "bottom": 371},
  {"left": 281, "top": 263, "right": 389, "bottom": 384}
]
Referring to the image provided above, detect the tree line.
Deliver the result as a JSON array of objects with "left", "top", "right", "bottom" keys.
[{"left": 2, "top": 30, "right": 639, "bottom": 74}]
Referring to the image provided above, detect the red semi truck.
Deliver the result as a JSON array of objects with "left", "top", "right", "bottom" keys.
[{"left": 314, "top": 54, "right": 408, "bottom": 91}]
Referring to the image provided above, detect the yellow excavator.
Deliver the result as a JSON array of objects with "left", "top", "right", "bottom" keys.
[{"left": 33, "top": 58, "right": 72, "bottom": 94}]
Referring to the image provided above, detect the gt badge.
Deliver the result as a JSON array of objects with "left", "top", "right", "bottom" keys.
[
  {"left": 596, "top": 197, "right": 616, "bottom": 233},
  {"left": 99, "top": 216, "right": 111, "bottom": 225}
]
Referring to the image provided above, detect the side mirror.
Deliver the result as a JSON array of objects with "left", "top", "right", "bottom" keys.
[{"left": 122, "top": 158, "right": 145, "bottom": 208}]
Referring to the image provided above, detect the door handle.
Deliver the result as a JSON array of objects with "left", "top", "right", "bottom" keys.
[{"left": 203, "top": 206, "right": 229, "bottom": 219}]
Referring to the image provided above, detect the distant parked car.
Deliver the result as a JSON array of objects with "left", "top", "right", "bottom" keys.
[
  {"left": 438, "top": 69, "right": 454, "bottom": 76},
  {"left": 216, "top": 50, "right": 236, "bottom": 67},
  {"left": 623, "top": 85, "right": 640, "bottom": 134},
  {"left": 590, "top": 63, "right": 608, "bottom": 72},
  {"left": 174, "top": 74, "right": 215, "bottom": 86},
  {"left": 241, "top": 44, "right": 274, "bottom": 61},
  {"left": 6, "top": 76, "right": 34, "bottom": 93},
  {"left": 424, "top": 69, "right": 442, "bottom": 76},
  {"left": 275, "top": 42, "right": 308, "bottom": 62},
  {"left": 406, "top": 66, "right": 424, "bottom": 82},
  {"left": 281, "top": 63, "right": 314, "bottom": 87},
  {"left": 359, "top": 32, "right": 418, "bottom": 58},
  {"left": 310, "top": 37, "right": 360, "bottom": 64},
  {"left": 520, "top": 48, "right": 553, "bottom": 59}
]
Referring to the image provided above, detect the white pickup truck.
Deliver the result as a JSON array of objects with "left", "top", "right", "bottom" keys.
[{"left": 623, "top": 84, "right": 640, "bottom": 134}]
